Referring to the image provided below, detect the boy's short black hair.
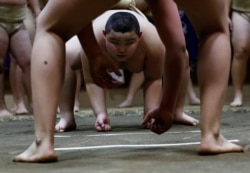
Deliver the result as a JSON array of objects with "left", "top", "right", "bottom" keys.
[{"left": 105, "top": 12, "right": 140, "bottom": 35}]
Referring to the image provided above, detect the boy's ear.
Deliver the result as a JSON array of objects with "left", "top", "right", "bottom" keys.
[
  {"left": 138, "top": 32, "right": 142, "bottom": 38},
  {"left": 103, "top": 30, "right": 107, "bottom": 36}
]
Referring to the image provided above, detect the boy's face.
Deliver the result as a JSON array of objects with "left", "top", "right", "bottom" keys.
[{"left": 103, "top": 29, "right": 141, "bottom": 62}]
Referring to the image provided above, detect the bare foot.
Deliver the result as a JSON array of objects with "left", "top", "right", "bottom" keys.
[
  {"left": 0, "top": 109, "right": 13, "bottom": 118},
  {"left": 55, "top": 118, "right": 76, "bottom": 132},
  {"left": 95, "top": 113, "right": 111, "bottom": 132},
  {"left": 189, "top": 97, "right": 200, "bottom": 105},
  {"left": 13, "top": 139, "right": 57, "bottom": 163},
  {"left": 199, "top": 134, "right": 244, "bottom": 155},
  {"left": 174, "top": 112, "right": 199, "bottom": 126},
  {"left": 12, "top": 103, "right": 29, "bottom": 115},
  {"left": 117, "top": 100, "right": 132, "bottom": 108},
  {"left": 230, "top": 98, "right": 242, "bottom": 107},
  {"left": 13, "top": 108, "right": 29, "bottom": 115}
]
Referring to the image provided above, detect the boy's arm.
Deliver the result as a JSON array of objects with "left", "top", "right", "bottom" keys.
[{"left": 81, "top": 53, "right": 110, "bottom": 131}]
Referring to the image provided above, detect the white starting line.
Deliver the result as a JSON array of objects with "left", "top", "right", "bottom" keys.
[
  {"left": 55, "top": 139, "right": 239, "bottom": 151},
  {"left": 54, "top": 130, "right": 201, "bottom": 138},
  {"left": 86, "top": 130, "right": 201, "bottom": 137}
]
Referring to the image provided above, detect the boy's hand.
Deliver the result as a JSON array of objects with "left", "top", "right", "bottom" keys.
[{"left": 89, "top": 55, "right": 122, "bottom": 88}]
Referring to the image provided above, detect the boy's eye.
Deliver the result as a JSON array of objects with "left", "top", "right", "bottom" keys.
[
  {"left": 126, "top": 41, "right": 134, "bottom": 46},
  {"left": 111, "top": 41, "right": 119, "bottom": 46}
]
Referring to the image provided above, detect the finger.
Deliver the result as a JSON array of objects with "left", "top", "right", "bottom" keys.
[
  {"left": 95, "top": 125, "right": 103, "bottom": 132},
  {"left": 97, "top": 74, "right": 122, "bottom": 88},
  {"left": 107, "top": 63, "right": 122, "bottom": 77},
  {"left": 113, "top": 69, "right": 122, "bottom": 76},
  {"left": 104, "top": 124, "right": 111, "bottom": 131},
  {"left": 141, "top": 114, "right": 152, "bottom": 126},
  {"left": 151, "top": 124, "right": 163, "bottom": 135},
  {"left": 95, "top": 121, "right": 105, "bottom": 132}
]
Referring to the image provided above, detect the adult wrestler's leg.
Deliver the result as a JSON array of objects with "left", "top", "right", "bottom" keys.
[
  {"left": 174, "top": 67, "right": 199, "bottom": 126},
  {"left": 230, "top": 12, "right": 250, "bottom": 107},
  {"left": 0, "top": 27, "right": 12, "bottom": 118},
  {"left": 177, "top": 0, "right": 244, "bottom": 154},
  {"left": 74, "top": 69, "right": 82, "bottom": 112},
  {"left": 187, "top": 74, "right": 200, "bottom": 105},
  {"left": 13, "top": 0, "right": 119, "bottom": 163},
  {"left": 10, "top": 26, "right": 32, "bottom": 112},
  {"left": 9, "top": 55, "right": 28, "bottom": 115}
]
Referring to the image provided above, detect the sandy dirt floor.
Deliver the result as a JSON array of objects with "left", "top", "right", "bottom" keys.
[{"left": 0, "top": 86, "right": 250, "bottom": 173}]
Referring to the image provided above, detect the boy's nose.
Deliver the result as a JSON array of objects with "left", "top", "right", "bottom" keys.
[{"left": 118, "top": 46, "right": 126, "bottom": 52}]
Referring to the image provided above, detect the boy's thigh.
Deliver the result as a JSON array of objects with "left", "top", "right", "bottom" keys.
[
  {"left": 37, "top": 0, "right": 119, "bottom": 40},
  {"left": 231, "top": 12, "right": 250, "bottom": 51},
  {"left": 0, "top": 27, "right": 9, "bottom": 56},
  {"left": 10, "top": 27, "right": 32, "bottom": 64}
]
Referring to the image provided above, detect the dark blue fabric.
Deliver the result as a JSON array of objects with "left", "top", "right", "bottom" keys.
[{"left": 179, "top": 12, "right": 199, "bottom": 62}]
